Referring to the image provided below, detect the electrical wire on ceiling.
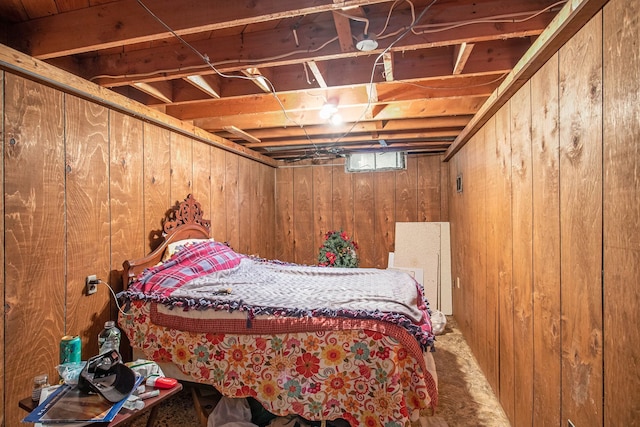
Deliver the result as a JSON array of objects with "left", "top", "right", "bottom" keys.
[
  {"left": 132, "top": 0, "right": 321, "bottom": 153},
  {"left": 116, "top": 0, "right": 565, "bottom": 163},
  {"left": 333, "top": 9, "right": 371, "bottom": 36},
  {"left": 321, "top": 0, "right": 566, "bottom": 155},
  {"left": 411, "top": 0, "right": 567, "bottom": 35},
  {"left": 92, "top": 2, "right": 564, "bottom": 83},
  {"left": 403, "top": 72, "right": 508, "bottom": 91},
  {"left": 323, "top": 0, "right": 438, "bottom": 154}
]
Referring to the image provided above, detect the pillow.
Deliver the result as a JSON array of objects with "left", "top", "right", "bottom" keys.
[{"left": 162, "top": 238, "right": 215, "bottom": 261}]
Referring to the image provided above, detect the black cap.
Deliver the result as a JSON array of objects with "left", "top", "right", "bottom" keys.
[{"left": 78, "top": 350, "right": 137, "bottom": 403}]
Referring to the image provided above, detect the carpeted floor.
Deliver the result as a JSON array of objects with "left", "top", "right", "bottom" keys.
[{"left": 122, "top": 316, "right": 509, "bottom": 427}]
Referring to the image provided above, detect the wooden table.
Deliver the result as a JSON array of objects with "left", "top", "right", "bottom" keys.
[{"left": 20, "top": 382, "right": 183, "bottom": 426}]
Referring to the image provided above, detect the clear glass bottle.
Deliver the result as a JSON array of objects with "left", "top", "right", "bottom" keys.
[{"left": 98, "top": 320, "right": 121, "bottom": 354}]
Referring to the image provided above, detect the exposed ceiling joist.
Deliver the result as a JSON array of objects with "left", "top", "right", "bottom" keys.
[
  {"left": 0, "top": 0, "right": 569, "bottom": 160},
  {"left": 223, "top": 126, "right": 262, "bottom": 144},
  {"left": 453, "top": 42, "right": 475, "bottom": 74}
]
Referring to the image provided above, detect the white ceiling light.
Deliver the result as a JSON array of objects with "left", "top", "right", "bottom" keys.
[
  {"left": 319, "top": 100, "right": 338, "bottom": 120},
  {"left": 329, "top": 113, "right": 343, "bottom": 126},
  {"left": 355, "top": 33, "right": 378, "bottom": 51}
]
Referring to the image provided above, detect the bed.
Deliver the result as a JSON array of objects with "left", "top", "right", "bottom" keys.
[{"left": 118, "top": 194, "right": 438, "bottom": 426}]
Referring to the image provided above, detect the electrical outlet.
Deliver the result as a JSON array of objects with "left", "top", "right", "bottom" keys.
[{"left": 86, "top": 275, "right": 98, "bottom": 295}]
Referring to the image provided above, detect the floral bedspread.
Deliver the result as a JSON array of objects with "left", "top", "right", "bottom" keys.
[{"left": 120, "top": 300, "right": 438, "bottom": 426}]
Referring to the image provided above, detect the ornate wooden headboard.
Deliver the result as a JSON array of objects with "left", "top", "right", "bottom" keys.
[{"left": 122, "top": 194, "right": 211, "bottom": 287}]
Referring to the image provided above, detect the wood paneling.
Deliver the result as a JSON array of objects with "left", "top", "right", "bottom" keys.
[
  {"left": 0, "top": 66, "right": 276, "bottom": 424},
  {"left": 530, "top": 53, "right": 561, "bottom": 426},
  {"left": 170, "top": 132, "right": 193, "bottom": 203},
  {"left": 143, "top": 123, "right": 171, "bottom": 250},
  {"left": 275, "top": 155, "right": 447, "bottom": 268},
  {"left": 510, "top": 82, "right": 534, "bottom": 427},
  {"left": 224, "top": 151, "right": 239, "bottom": 250},
  {"left": 259, "top": 162, "right": 275, "bottom": 258},
  {"left": 559, "top": 13, "right": 603, "bottom": 426},
  {"left": 331, "top": 162, "right": 354, "bottom": 238},
  {"left": 109, "top": 111, "right": 144, "bottom": 265},
  {"left": 293, "top": 166, "right": 314, "bottom": 265},
  {"left": 448, "top": 154, "right": 462, "bottom": 319},
  {"left": 494, "top": 102, "right": 515, "bottom": 422},
  {"left": 374, "top": 171, "right": 396, "bottom": 268},
  {"left": 209, "top": 147, "right": 227, "bottom": 241},
  {"left": 470, "top": 129, "right": 487, "bottom": 382},
  {"left": 353, "top": 172, "right": 376, "bottom": 267},
  {"left": 313, "top": 165, "right": 333, "bottom": 253},
  {"left": 4, "top": 75, "right": 65, "bottom": 427},
  {"left": 238, "top": 155, "right": 253, "bottom": 255},
  {"left": 0, "top": 70, "right": 4, "bottom": 427},
  {"left": 109, "top": 110, "right": 143, "bottom": 360},
  {"left": 603, "top": 0, "right": 640, "bottom": 423},
  {"left": 603, "top": 0, "right": 640, "bottom": 420},
  {"left": 65, "top": 95, "right": 111, "bottom": 357},
  {"left": 192, "top": 141, "right": 212, "bottom": 221},
  {"left": 275, "top": 166, "right": 294, "bottom": 262},
  {"left": 448, "top": 6, "right": 624, "bottom": 426},
  {"left": 439, "top": 157, "right": 449, "bottom": 220},
  {"left": 396, "top": 156, "right": 418, "bottom": 223},
  {"left": 481, "top": 117, "right": 500, "bottom": 393},
  {"left": 417, "top": 155, "right": 442, "bottom": 222}
]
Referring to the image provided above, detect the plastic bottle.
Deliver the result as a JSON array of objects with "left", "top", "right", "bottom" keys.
[{"left": 98, "top": 320, "right": 121, "bottom": 354}]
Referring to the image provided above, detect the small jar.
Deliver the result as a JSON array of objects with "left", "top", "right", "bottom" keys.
[{"left": 32, "top": 374, "right": 49, "bottom": 402}]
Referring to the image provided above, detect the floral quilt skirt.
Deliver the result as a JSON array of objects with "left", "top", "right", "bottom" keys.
[{"left": 121, "top": 301, "right": 438, "bottom": 426}]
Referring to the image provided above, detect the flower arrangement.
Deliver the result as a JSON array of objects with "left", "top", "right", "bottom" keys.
[{"left": 318, "top": 230, "right": 359, "bottom": 268}]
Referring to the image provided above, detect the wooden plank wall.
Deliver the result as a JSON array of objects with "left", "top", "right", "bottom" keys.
[
  {"left": 602, "top": 0, "right": 640, "bottom": 423},
  {"left": 559, "top": 14, "right": 603, "bottom": 427},
  {"left": 0, "top": 70, "right": 5, "bottom": 427},
  {"left": 1, "top": 72, "right": 276, "bottom": 426},
  {"left": 4, "top": 77, "right": 66, "bottom": 427},
  {"left": 447, "top": 0, "right": 639, "bottom": 424},
  {"left": 274, "top": 155, "right": 448, "bottom": 268},
  {"left": 530, "top": 54, "right": 561, "bottom": 427}
]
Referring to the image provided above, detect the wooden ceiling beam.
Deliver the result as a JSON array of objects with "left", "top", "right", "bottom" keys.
[
  {"left": 453, "top": 42, "right": 475, "bottom": 74},
  {"left": 222, "top": 126, "right": 261, "bottom": 144},
  {"left": 242, "top": 129, "right": 460, "bottom": 148},
  {"left": 216, "top": 115, "right": 471, "bottom": 139},
  {"left": 132, "top": 80, "right": 173, "bottom": 103},
  {"left": 332, "top": 10, "right": 356, "bottom": 52},
  {"left": 306, "top": 61, "right": 328, "bottom": 88},
  {"left": 184, "top": 74, "right": 221, "bottom": 99},
  {"left": 80, "top": 10, "right": 553, "bottom": 87},
  {"left": 193, "top": 95, "right": 487, "bottom": 130},
  {"left": 241, "top": 67, "right": 273, "bottom": 92},
  {"left": 165, "top": 73, "right": 498, "bottom": 120},
  {"left": 260, "top": 140, "right": 452, "bottom": 157},
  {"left": 9, "top": 0, "right": 392, "bottom": 59},
  {"left": 383, "top": 51, "right": 394, "bottom": 81}
]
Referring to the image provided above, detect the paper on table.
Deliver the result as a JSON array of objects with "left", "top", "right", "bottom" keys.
[
  {"left": 35, "top": 385, "right": 89, "bottom": 427},
  {"left": 24, "top": 375, "right": 143, "bottom": 424}
]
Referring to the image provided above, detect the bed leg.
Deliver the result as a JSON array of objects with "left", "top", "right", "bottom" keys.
[{"left": 190, "top": 385, "right": 211, "bottom": 427}]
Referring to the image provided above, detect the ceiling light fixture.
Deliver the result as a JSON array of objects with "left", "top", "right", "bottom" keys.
[
  {"left": 355, "top": 33, "right": 378, "bottom": 51},
  {"left": 319, "top": 99, "right": 343, "bottom": 126},
  {"left": 329, "top": 113, "right": 343, "bottom": 126},
  {"left": 319, "top": 100, "right": 338, "bottom": 120}
]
